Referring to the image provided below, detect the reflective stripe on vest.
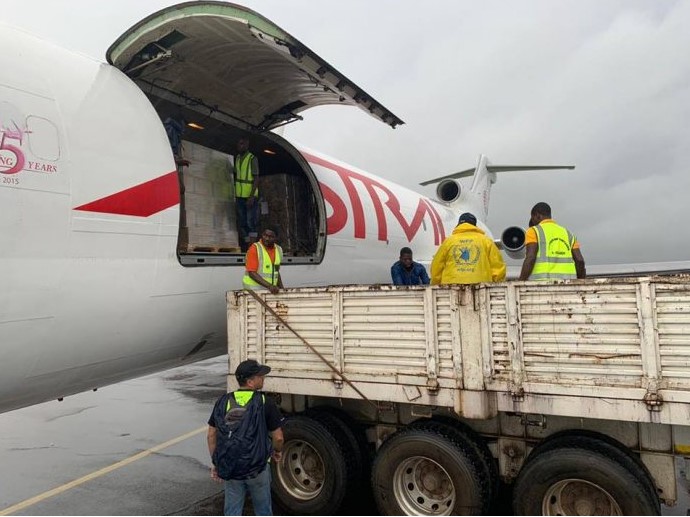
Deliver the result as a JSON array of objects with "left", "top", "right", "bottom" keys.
[
  {"left": 226, "top": 391, "right": 265, "bottom": 411},
  {"left": 243, "top": 242, "right": 283, "bottom": 289},
  {"left": 529, "top": 222, "right": 577, "bottom": 281},
  {"left": 234, "top": 152, "right": 257, "bottom": 198}
]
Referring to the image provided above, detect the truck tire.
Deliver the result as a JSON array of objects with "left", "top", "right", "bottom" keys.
[
  {"left": 513, "top": 436, "right": 660, "bottom": 515},
  {"left": 412, "top": 417, "right": 500, "bottom": 504},
  {"left": 271, "top": 416, "right": 348, "bottom": 515},
  {"left": 522, "top": 431, "right": 659, "bottom": 506},
  {"left": 372, "top": 426, "right": 487, "bottom": 515},
  {"left": 410, "top": 419, "right": 496, "bottom": 513},
  {"left": 306, "top": 407, "right": 374, "bottom": 513},
  {"left": 305, "top": 407, "right": 369, "bottom": 487},
  {"left": 307, "top": 405, "right": 371, "bottom": 466}
]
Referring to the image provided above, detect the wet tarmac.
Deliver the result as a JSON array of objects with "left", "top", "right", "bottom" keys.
[
  {"left": 3, "top": 355, "right": 687, "bottom": 516},
  {"left": 0, "top": 357, "right": 229, "bottom": 516},
  {"left": 0, "top": 355, "right": 514, "bottom": 516},
  {"left": 0, "top": 357, "right": 384, "bottom": 516}
]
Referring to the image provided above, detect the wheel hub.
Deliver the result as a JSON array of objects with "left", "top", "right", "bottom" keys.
[
  {"left": 543, "top": 479, "right": 622, "bottom": 515},
  {"left": 393, "top": 456, "right": 455, "bottom": 515},
  {"left": 275, "top": 440, "right": 325, "bottom": 501}
]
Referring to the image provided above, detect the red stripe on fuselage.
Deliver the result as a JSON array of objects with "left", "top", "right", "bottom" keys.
[
  {"left": 73, "top": 171, "right": 179, "bottom": 217},
  {"left": 302, "top": 151, "right": 446, "bottom": 245}
]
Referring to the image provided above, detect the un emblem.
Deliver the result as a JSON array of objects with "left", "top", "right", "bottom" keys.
[{"left": 452, "top": 244, "right": 480, "bottom": 266}]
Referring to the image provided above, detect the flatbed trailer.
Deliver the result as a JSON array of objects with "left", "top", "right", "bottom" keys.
[{"left": 227, "top": 276, "right": 690, "bottom": 515}]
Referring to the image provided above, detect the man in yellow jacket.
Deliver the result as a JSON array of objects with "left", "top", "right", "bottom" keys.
[{"left": 431, "top": 213, "right": 506, "bottom": 284}]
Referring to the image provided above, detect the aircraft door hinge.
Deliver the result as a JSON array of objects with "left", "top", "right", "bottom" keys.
[{"left": 125, "top": 47, "right": 173, "bottom": 75}]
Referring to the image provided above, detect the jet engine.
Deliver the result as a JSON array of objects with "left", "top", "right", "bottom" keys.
[
  {"left": 436, "top": 179, "right": 462, "bottom": 203},
  {"left": 501, "top": 226, "right": 526, "bottom": 259}
]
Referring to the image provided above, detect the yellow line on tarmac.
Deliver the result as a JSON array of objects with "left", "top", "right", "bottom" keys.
[{"left": 0, "top": 426, "right": 207, "bottom": 516}]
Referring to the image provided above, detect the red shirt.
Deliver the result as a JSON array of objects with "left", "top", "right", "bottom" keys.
[{"left": 245, "top": 244, "right": 277, "bottom": 272}]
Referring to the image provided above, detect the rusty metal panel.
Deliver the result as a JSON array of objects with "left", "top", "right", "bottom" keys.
[
  {"left": 488, "top": 288, "right": 510, "bottom": 381},
  {"left": 516, "top": 283, "right": 644, "bottom": 387},
  {"left": 229, "top": 278, "right": 690, "bottom": 425},
  {"left": 262, "top": 292, "right": 335, "bottom": 373},
  {"left": 655, "top": 283, "right": 690, "bottom": 389},
  {"left": 341, "top": 290, "right": 428, "bottom": 375},
  {"left": 435, "top": 290, "right": 458, "bottom": 379},
  {"left": 246, "top": 302, "right": 259, "bottom": 359}
]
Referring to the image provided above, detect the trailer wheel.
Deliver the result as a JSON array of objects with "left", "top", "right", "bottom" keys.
[
  {"left": 306, "top": 407, "right": 370, "bottom": 487},
  {"left": 411, "top": 418, "right": 497, "bottom": 511},
  {"left": 513, "top": 436, "right": 660, "bottom": 516},
  {"left": 271, "top": 416, "right": 348, "bottom": 515},
  {"left": 372, "top": 426, "right": 487, "bottom": 515}
]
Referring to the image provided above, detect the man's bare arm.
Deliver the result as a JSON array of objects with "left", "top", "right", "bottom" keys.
[
  {"left": 207, "top": 425, "right": 216, "bottom": 458},
  {"left": 271, "top": 427, "right": 284, "bottom": 462},
  {"left": 572, "top": 248, "right": 586, "bottom": 279},
  {"left": 519, "top": 243, "right": 538, "bottom": 280},
  {"left": 207, "top": 425, "right": 221, "bottom": 482}
]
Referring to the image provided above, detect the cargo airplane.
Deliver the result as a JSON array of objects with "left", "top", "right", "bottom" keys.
[{"left": 0, "top": 1, "right": 581, "bottom": 413}]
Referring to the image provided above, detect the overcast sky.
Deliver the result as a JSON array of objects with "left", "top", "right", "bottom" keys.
[{"left": 3, "top": 0, "right": 689, "bottom": 265}]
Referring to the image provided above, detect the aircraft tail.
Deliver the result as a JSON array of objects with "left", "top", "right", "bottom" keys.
[{"left": 420, "top": 154, "right": 575, "bottom": 222}]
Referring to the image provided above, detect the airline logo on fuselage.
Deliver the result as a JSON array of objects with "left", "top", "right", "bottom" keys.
[
  {"left": 0, "top": 103, "right": 59, "bottom": 180},
  {"left": 304, "top": 152, "right": 445, "bottom": 245}
]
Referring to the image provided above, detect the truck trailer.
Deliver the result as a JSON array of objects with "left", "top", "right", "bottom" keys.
[{"left": 227, "top": 277, "right": 690, "bottom": 515}]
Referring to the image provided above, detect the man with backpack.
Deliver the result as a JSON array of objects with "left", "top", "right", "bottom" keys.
[{"left": 207, "top": 360, "right": 285, "bottom": 516}]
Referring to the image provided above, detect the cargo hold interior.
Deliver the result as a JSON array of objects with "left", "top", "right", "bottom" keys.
[{"left": 150, "top": 98, "right": 325, "bottom": 267}]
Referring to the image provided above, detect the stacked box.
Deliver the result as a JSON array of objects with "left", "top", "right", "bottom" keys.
[
  {"left": 258, "top": 173, "right": 317, "bottom": 256},
  {"left": 178, "top": 140, "right": 240, "bottom": 252}
]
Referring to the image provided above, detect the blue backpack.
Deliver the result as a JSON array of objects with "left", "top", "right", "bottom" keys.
[{"left": 212, "top": 391, "right": 271, "bottom": 480}]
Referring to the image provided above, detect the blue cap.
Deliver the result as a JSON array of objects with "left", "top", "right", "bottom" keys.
[
  {"left": 235, "top": 359, "right": 271, "bottom": 382},
  {"left": 458, "top": 212, "right": 477, "bottom": 226}
]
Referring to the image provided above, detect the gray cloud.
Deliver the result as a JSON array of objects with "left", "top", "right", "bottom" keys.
[{"left": 3, "top": 0, "right": 688, "bottom": 265}]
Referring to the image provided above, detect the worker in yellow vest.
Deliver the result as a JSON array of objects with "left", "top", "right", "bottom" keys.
[
  {"left": 519, "top": 202, "right": 586, "bottom": 281},
  {"left": 234, "top": 137, "right": 260, "bottom": 252},
  {"left": 243, "top": 228, "right": 284, "bottom": 294}
]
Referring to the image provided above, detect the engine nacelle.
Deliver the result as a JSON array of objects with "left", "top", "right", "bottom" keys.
[
  {"left": 436, "top": 179, "right": 462, "bottom": 203},
  {"left": 501, "top": 226, "right": 526, "bottom": 260}
]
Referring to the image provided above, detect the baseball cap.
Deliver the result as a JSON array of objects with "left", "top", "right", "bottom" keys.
[
  {"left": 235, "top": 359, "right": 271, "bottom": 382},
  {"left": 458, "top": 212, "right": 477, "bottom": 226}
]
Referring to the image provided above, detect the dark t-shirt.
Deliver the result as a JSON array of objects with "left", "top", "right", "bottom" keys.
[{"left": 207, "top": 390, "right": 284, "bottom": 431}]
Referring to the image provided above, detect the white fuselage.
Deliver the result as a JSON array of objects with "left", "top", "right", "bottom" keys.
[{"left": 1, "top": 25, "right": 489, "bottom": 413}]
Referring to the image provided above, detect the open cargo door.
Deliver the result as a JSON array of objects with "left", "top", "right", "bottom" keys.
[
  {"left": 106, "top": 1, "right": 403, "bottom": 264},
  {"left": 107, "top": 1, "right": 403, "bottom": 132}
]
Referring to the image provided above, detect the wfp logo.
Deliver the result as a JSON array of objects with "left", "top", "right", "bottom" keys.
[{"left": 452, "top": 244, "right": 480, "bottom": 266}]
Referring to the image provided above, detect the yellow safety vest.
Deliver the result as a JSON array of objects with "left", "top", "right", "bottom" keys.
[
  {"left": 243, "top": 242, "right": 283, "bottom": 290},
  {"left": 226, "top": 390, "right": 264, "bottom": 410},
  {"left": 234, "top": 152, "right": 257, "bottom": 198},
  {"left": 529, "top": 222, "right": 577, "bottom": 281}
]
